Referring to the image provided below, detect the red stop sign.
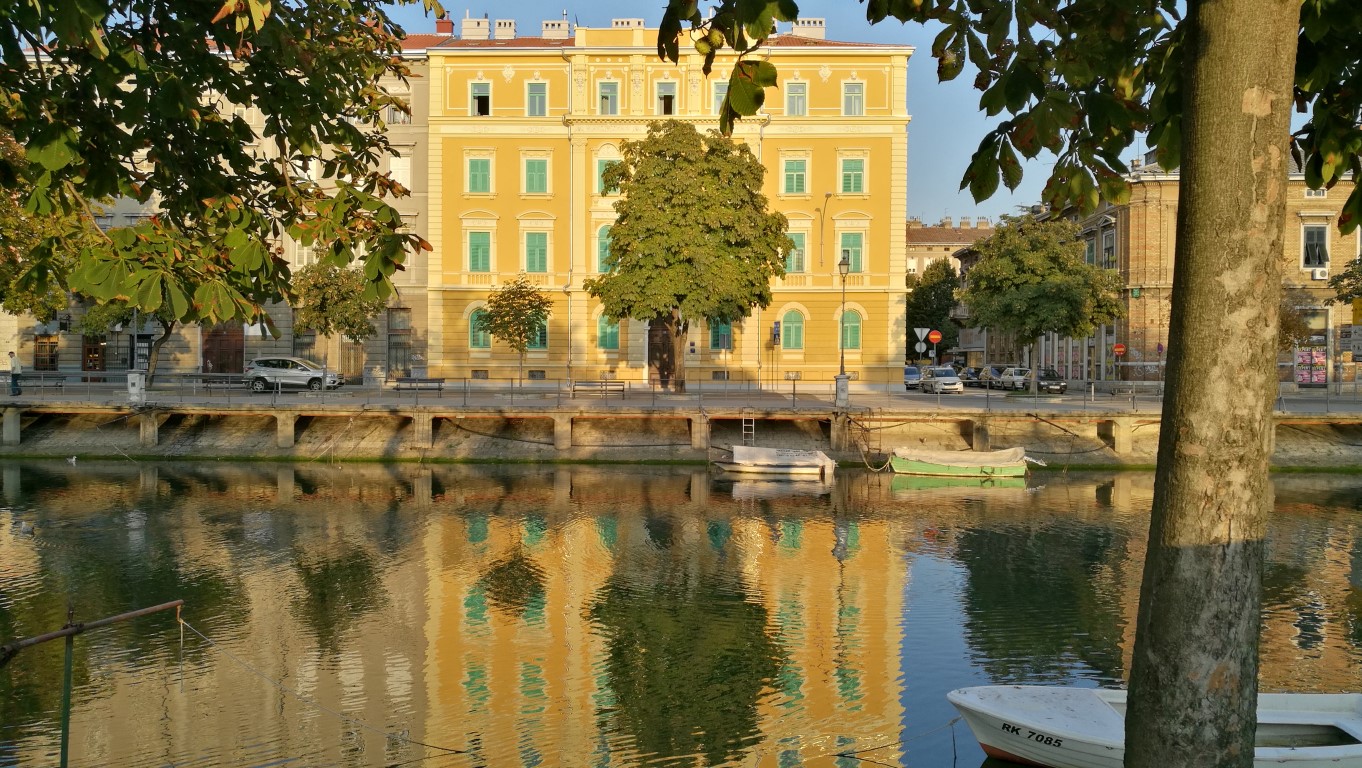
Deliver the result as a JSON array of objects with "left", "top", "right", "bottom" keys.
[
  {"left": 927, "top": 329, "right": 943, "bottom": 344},
  {"left": 1113, "top": 343, "right": 1127, "bottom": 356}
]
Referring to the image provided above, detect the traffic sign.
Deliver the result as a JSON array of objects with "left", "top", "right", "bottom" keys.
[
  {"left": 1113, "top": 343, "right": 1127, "bottom": 357},
  {"left": 914, "top": 327, "right": 930, "bottom": 341},
  {"left": 914, "top": 342, "right": 927, "bottom": 353},
  {"left": 927, "top": 329, "right": 943, "bottom": 344}
]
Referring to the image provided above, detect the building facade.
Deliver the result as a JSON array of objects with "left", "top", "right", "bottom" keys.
[{"left": 904, "top": 216, "right": 993, "bottom": 366}]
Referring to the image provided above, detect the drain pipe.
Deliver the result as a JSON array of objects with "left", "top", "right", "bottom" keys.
[{"left": 562, "top": 48, "right": 575, "bottom": 382}]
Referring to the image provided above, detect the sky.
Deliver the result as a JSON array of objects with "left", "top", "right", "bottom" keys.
[{"left": 383, "top": 0, "right": 1066, "bottom": 225}]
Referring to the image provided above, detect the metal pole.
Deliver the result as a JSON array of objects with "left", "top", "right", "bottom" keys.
[
  {"left": 839, "top": 273, "right": 847, "bottom": 377},
  {"left": 59, "top": 605, "right": 74, "bottom": 768},
  {"left": 1, "top": 599, "right": 185, "bottom": 667}
]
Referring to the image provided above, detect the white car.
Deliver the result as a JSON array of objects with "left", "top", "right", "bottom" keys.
[
  {"left": 999, "top": 367, "right": 1031, "bottom": 390},
  {"left": 243, "top": 356, "right": 344, "bottom": 392},
  {"left": 920, "top": 366, "right": 964, "bottom": 394}
]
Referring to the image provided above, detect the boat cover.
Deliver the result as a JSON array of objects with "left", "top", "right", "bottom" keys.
[
  {"left": 892, "top": 446, "right": 1027, "bottom": 468},
  {"left": 730, "top": 446, "right": 838, "bottom": 474}
]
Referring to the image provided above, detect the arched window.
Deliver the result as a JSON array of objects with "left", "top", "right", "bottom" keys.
[
  {"left": 781, "top": 310, "right": 804, "bottom": 350},
  {"left": 841, "top": 310, "right": 862, "bottom": 350},
  {"left": 597, "top": 315, "right": 619, "bottom": 350},
  {"left": 597, "top": 225, "right": 613, "bottom": 272},
  {"left": 469, "top": 309, "right": 491, "bottom": 349}
]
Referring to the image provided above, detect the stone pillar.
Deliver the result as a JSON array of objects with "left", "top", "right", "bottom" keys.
[
  {"left": 412, "top": 413, "right": 434, "bottom": 449},
  {"left": 139, "top": 466, "right": 159, "bottom": 496},
  {"left": 2, "top": 408, "right": 19, "bottom": 446},
  {"left": 690, "top": 414, "right": 709, "bottom": 450},
  {"left": 139, "top": 411, "right": 159, "bottom": 447},
  {"left": 553, "top": 467, "right": 572, "bottom": 513},
  {"left": 276, "top": 413, "right": 297, "bottom": 448},
  {"left": 1099, "top": 418, "right": 1132, "bottom": 455},
  {"left": 553, "top": 415, "right": 573, "bottom": 450},
  {"left": 971, "top": 418, "right": 992, "bottom": 452},
  {"left": 277, "top": 467, "right": 295, "bottom": 503},
  {"left": 689, "top": 470, "right": 709, "bottom": 508},
  {"left": 830, "top": 413, "right": 851, "bottom": 452},
  {"left": 412, "top": 469, "right": 433, "bottom": 508},
  {"left": 3, "top": 465, "right": 20, "bottom": 503}
]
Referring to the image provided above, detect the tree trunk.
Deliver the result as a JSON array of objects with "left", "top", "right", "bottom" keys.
[
  {"left": 669, "top": 310, "right": 689, "bottom": 392},
  {"left": 1030, "top": 337, "right": 1041, "bottom": 395},
  {"left": 146, "top": 319, "right": 177, "bottom": 386},
  {"left": 1125, "top": 0, "right": 1298, "bottom": 765}
]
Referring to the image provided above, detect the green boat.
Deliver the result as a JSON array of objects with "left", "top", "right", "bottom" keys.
[
  {"left": 889, "top": 447, "right": 1030, "bottom": 478},
  {"left": 890, "top": 474, "right": 1027, "bottom": 493}
]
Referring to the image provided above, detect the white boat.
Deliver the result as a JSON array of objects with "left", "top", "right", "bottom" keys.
[
  {"left": 948, "top": 685, "right": 1362, "bottom": 768},
  {"left": 713, "top": 446, "right": 837, "bottom": 479}
]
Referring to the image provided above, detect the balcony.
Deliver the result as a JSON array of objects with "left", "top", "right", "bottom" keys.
[{"left": 948, "top": 304, "right": 972, "bottom": 322}]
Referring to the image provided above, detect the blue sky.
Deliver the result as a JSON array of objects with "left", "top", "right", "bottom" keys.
[{"left": 385, "top": 1, "right": 1075, "bottom": 224}]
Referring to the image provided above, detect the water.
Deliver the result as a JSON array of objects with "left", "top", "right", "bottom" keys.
[{"left": 2, "top": 462, "right": 1361, "bottom": 767}]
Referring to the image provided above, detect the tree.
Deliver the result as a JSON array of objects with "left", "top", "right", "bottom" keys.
[
  {"left": 77, "top": 301, "right": 175, "bottom": 379},
  {"left": 584, "top": 120, "right": 789, "bottom": 391},
  {"left": 1278, "top": 288, "right": 1317, "bottom": 354},
  {"left": 477, "top": 274, "right": 551, "bottom": 387},
  {"left": 1326, "top": 260, "right": 1362, "bottom": 307},
  {"left": 906, "top": 258, "right": 960, "bottom": 362},
  {"left": 660, "top": 0, "right": 1343, "bottom": 763},
  {"left": 292, "top": 262, "right": 389, "bottom": 344},
  {"left": 960, "top": 216, "right": 1124, "bottom": 391},
  {"left": 0, "top": 0, "right": 434, "bottom": 330}
]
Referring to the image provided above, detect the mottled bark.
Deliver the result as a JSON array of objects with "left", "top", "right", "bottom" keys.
[{"left": 1125, "top": 0, "right": 1300, "bottom": 766}]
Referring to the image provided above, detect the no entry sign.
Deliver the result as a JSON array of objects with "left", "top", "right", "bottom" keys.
[
  {"left": 1113, "top": 343, "right": 1127, "bottom": 357},
  {"left": 927, "top": 330, "right": 942, "bottom": 344}
]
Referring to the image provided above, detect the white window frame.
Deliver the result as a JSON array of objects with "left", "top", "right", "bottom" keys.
[
  {"left": 655, "top": 80, "right": 678, "bottom": 115},
  {"left": 713, "top": 79, "right": 728, "bottom": 114},
  {"left": 842, "top": 81, "right": 864, "bottom": 116},
  {"left": 839, "top": 155, "right": 866, "bottom": 194},
  {"left": 1302, "top": 222, "right": 1330, "bottom": 268},
  {"left": 522, "top": 152, "right": 551, "bottom": 196},
  {"left": 388, "top": 154, "right": 412, "bottom": 191},
  {"left": 598, "top": 81, "right": 619, "bottom": 115},
  {"left": 470, "top": 81, "right": 491, "bottom": 117},
  {"left": 465, "top": 152, "right": 495, "bottom": 195},
  {"left": 786, "top": 232, "right": 807, "bottom": 273},
  {"left": 526, "top": 81, "right": 547, "bottom": 117},
  {"left": 523, "top": 229, "right": 550, "bottom": 273},
  {"left": 781, "top": 155, "right": 809, "bottom": 196},
  {"left": 785, "top": 81, "right": 807, "bottom": 117}
]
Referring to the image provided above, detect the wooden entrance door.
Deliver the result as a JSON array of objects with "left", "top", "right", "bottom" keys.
[
  {"left": 202, "top": 323, "right": 245, "bottom": 374},
  {"left": 647, "top": 321, "right": 673, "bottom": 389}
]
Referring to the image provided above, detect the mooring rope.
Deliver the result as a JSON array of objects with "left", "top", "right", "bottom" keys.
[{"left": 176, "top": 617, "right": 467, "bottom": 760}]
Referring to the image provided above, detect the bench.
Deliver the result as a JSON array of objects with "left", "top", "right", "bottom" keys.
[
  {"left": 16, "top": 373, "right": 65, "bottom": 392},
  {"left": 571, "top": 379, "right": 625, "bottom": 398},
  {"left": 395, "top": 377, "right": 445, "bottom": 396}
]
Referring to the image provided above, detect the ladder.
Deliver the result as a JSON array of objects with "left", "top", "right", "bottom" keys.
[{"left": 741, "top": 408, "right": 756, "bottom": 446}]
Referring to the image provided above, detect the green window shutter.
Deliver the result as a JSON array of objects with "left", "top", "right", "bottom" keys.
[
  {"left": 786, "top": 233, "right": 806, "bottom": 273},
  {"left": 597, "top": 226, "right": 612, "bottom": 272},
  {"left": 525, "top": 231, "right": 547, "bottom": 273},
  {"left": 468, "top": 158, "right": 490, "bottom": 193},
  {"left": 709, "top": 320, "right": 732, "bottom": 351},
  {"left": 527, "top": 82, "right": 546, "bottom": 116},
  {"left": 469, "top": 309, "right": 491, "bottom": 348},
  {"left": 841, "top": 159, "right": 864, "bottom": 193},
  {"left": 468, "top": 231, "right": 490, "bottom": 272},
  {"left": 784, "top": 160, "right": 806, "bottom": 194},
  {"left": 781, "top": 311, "right": 804, "bottom": 350},
  {"left": 840, "top": 232, "right": 863, "bottom": 273},
  {"left": 524, "top": 159, "right": 547, "bottom": 194},
  {"left": 841, "top": 310, "right": 862, "bottom": 350},
  {"left": 527, "top": 320, "right": 548, "bottom": 349},
  {"left": 597, "top": 316, "right": 619, "bottom": 350},
  {"left": 786, "top": 83, "right": 806, "bottom": 116}
]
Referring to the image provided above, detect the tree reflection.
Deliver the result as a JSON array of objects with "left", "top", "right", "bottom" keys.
[
  {"left": 955, "top": 522, "right": 1129, "bottom": 682},
  {"left": 291, "top": 546, "right": 386, "bottom": 653},
  {"left": 590, "top": 573, "right": 783, "bottom": 765},
  {"left": 477, "top": 548, "right": 546, "bottom": 618}
]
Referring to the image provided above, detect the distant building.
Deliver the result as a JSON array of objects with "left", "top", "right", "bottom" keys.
[{"left": 903, "top": 217, "right": 994, "bottom": 366}]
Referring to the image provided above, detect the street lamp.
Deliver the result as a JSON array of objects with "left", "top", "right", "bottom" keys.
[{"left": 835, "top": 250, "right": 850, "bottom": 408}]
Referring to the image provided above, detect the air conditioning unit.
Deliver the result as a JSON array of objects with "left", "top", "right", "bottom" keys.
[{"left": 1311, "top": 268, "right": 1330, "bottom": 281}]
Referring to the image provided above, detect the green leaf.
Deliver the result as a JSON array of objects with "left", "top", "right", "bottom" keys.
[
  {"left": 998, "top": 140, "right": 1023, "bottom": 191},
  {"left": 727, "top": 75, "right": 765, "bottom": 115}
]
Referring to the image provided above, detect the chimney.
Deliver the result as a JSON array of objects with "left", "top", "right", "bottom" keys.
[
  {"left": 791, "top": 18, "right": 825, "bottom": 39},
  {"left": 435, "top": 17, "right": 453, "bottom": 35},
  {"left": 542, "top": 19, "right": 570, "bottom": 39},
  {"left": 976, "top": 217, "right": 990, "bottom": 228},
  {"left": 907, "top": 217, "right": 922, "bottom": 229},
  {"left": 611, "top": 18, "right": 645, "bottom": 28},
  {"left": 493, "top": 19, "right": 516, "bottom": 39},
  {"left": 958, "top": 216, "right": 971, "bottom": 228},
  {"left": 939, "top": 216, "right": 953, "bottom": 228},
  {"left": 461, "top": 12, "right": 490, "bottom": 40}
]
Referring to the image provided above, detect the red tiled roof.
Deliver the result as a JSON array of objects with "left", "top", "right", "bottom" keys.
[
  {"left": 399, "top": 34, "right": 456, "bottom": 50},
  {"left": 905, "top": 226, "right": 994, "bottom": 245},
  {"left": 767, "top": 34, "right": 906, "bottom": 48},
  {"left": 434, "top": 36, "right": 575, "bottom": 48}
]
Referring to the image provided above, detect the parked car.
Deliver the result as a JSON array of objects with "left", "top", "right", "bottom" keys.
[
  {"left": 976, "top": 366, "right": 1004, "bottom": 389},
  {"left": 243, "top": 356, "right": 344, "bottom": 392},
  {"left": 920, "top": 366, "right": 964, "bottom": 394},
  {"left": 903, "top": 365, "right": 923, "bottom": 390},
  {"left": 999, "top": 367, "right": 1031, "bottom": 390},
  {"left": 958, "top": 367, "right": 981, "bottom": 386},
  {"left": 1036, "top": 368, "right": 1069, "bottom": 394}
]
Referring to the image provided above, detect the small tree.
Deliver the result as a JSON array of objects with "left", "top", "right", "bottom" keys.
[
  {"left": 293, "top": 262, "right": 389, "bottom": 344},
  {"left": 78, "top": 301, "right": 175, "bottom": 380},
  {"left": 1278, "top": 288, "right": 1317, "bottom": 353},
  {"left": 906, "top": 258, "right": 960, "bottom": 362},
  {"left": 478, "top": 274, "right": 552, "bottom": 387},
  {"left": 584, "top": 120, "right": 789, "bottom": 391},
  {"left": 959, "top": 216, "right": 1124, "bottom": 393}
]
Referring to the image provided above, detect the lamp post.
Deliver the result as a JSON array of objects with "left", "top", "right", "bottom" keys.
[{"left": 835, "top": 251, "right": 850, "bottom": 408}]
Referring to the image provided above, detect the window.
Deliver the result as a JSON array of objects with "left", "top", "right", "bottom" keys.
[
  {"left": 469, "top": 309, "right": 491, "bottom": 349},
  {"left": 786, "top": 82, "right": 807, "bottom": 116},
  {"left": 525, "top": 231, "right": 548, "bottom": 273},
  {"left": 597, "top": 315, "right": 619, "bottom": 350},
  {"left": 1101, "top": 230, "right": 1116, "bottom": 269},
  {"left": 842, "top": 82, "right": 864, "bottom": 116},
  {"left": 471, "top": 82, "right": 490, "bottom": 116},
  {"left": 1085, "top": 238, "right": 1097, "bottom": 265},
  {"left": 713, "top": 80, "right": 728, "bottom": 114},
  {"left": 781, "top": 310, "right": 804, "bottom": 350},
  {"left": 656, "top": 81, "right": 677, "bottom": 115},
  {"left": 468, "top": 231, "right": 491, "bottom": 272},
  {"left": 527, "top": 320, "right": 548, "bottom": 350},
  {"left": 599, "top": 82, "right": 619, "bottom": 115},
  {"left": 841, "top": 310, "right": 862, "bottom": 351},
  {"left": 597, "top": 225, "right": 613, "bottom": 272},
  {"left": 840, "top": 158, "right": 864, "bottom": 193},
  {"left": 786, "top": 232, "right": 806, "bottom": 273},
  {"left": 1304, "top": 224, "right": 1329, "bottom": 267},
  {"left": 387, "top": 105, "right": 412, "bottom": 124},
  {"left": 389, "top": 156, "right": 411, "bottom": 190},
  {"left": 467, "top": 158, "right": 491, "bottom": 194},
  {"left": 1305, "top": 188, "right": 1327, "bottom": 198},
  {"left": 597, "top": 159, "right": 618, "bottom": 194},
  {"left": 527, "top": 82, "right": 546, "bottom": 116},
  {"left": 710, "top": 320, "right": 732, "bottom": 351},
  {"left": 839, "top": 233, "right": 864, "bottom": 273},
  {"left": 524, "top": 158, "right": 547, "bottom": 194},
  {"left": 783, "top": 159, "right": 806, "bottom": 194},
  {"left": 387, "top": 308, "right": 412, "bottom": 377},
  {"left": 34, "top": 335, "right": 58, "bottom": 371}
]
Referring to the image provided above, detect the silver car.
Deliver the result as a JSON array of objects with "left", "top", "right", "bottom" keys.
[
  {"left": 243, "top": 356, "right": 343, "bottom": 392},
  {"left": 920, "top": 366, "right": 964, "bottom": 394}
]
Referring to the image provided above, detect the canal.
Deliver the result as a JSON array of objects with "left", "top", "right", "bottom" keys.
[{"left": 2, "top": 462, "right": 1361, "bottom": 767}]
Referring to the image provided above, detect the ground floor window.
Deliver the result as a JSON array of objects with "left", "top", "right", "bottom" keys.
[{"left": 34, "top": 335, "right": 58, "bottom": 371}]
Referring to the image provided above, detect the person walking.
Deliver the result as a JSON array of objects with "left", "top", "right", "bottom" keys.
[{"left": 8, "top": 351, "right": 21, "bottom": 396}]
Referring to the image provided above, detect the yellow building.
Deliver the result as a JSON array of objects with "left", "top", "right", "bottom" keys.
[{"left": 424, "top": 15, "right": 913, "bottom": 390}]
